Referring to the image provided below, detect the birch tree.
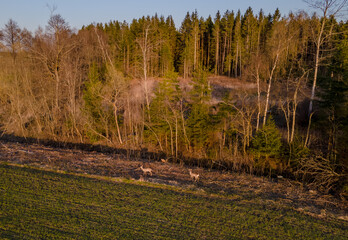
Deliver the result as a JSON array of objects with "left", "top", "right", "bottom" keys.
[
  {"left": 136, "top": 21, "right": 153, "bottom": 117},
  {"left": 304, "top": 0, "right": 347, "bottom": 115},
  {"left": 263, "top": 17, "right": 287, "bottom": 126}
]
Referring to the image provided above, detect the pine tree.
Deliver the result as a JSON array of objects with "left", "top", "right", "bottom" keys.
[
  {"left": 213, "top": 11, "right": 221, "bottom": 75},
  {"left": 233, "top": 10, "right": 242, "bottom": 77},
  {"left": 241, "top": 7, "right": 258, "bottom": 66},
  {"left": 223, "top": 10, "right": 234, "bottom": 76}
]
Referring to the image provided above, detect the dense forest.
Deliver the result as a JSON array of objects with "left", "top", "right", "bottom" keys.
[{"left": 0, "top": 3, "right": 347, "bottom": 196}]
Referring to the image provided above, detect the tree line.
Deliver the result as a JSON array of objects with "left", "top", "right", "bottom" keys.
[{"left": 0, "top": 3, "right": 347, "bottom": 196}]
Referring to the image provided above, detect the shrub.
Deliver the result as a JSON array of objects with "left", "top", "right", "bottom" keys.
[{"left": 250, "top": 117, "right": 282, "bottom": 175}]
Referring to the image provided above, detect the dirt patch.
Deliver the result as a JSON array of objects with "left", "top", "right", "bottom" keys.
[
  {"left": 208, "top": 75, "right": 257, "bottom": 90},
  {"left": 0, "top": 139, "right": 347, "bottom": 221}
]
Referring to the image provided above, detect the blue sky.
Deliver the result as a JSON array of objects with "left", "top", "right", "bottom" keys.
[{"left": 1, "top": 0, "right": 312, "bottom": 32}]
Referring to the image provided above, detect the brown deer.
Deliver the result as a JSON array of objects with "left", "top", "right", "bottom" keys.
[
  {"left": 140, "top": 165, "right": 153, "bottom": 176},
  {"left": 189, "top": 169, "right": 199, "bottom": 182}
]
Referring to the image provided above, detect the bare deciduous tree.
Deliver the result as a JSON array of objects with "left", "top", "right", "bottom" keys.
[
  {"left": 0, "top": 30, "right": 4, "bottom": 49},
  {"left": 2, "top": 19, "right": 22, "bottom": 62},
  {"left": 136, "top": 23, "right": 153, "bottom": 119},
  {"left": 304, "top": 0, "right": 348, "bottom": 115},
  {"left": 263, "top": 19, "right": 289, "bottom": 126}
]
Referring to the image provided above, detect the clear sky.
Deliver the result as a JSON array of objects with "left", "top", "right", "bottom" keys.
[{"left": 1, "top": 0, "right": 313, "bottom": 33}]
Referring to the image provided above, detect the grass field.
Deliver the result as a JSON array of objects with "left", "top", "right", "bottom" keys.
[{"left": 0, "top": 163, "right": 347, "bottom": 239}]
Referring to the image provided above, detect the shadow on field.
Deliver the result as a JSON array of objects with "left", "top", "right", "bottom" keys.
[{"left": 0, "top": 132, "right": 236, "bottom": 172}]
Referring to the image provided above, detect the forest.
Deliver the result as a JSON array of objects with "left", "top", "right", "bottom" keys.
[{"left": 0, "top": 3, "right": 347, "bottom": 197}]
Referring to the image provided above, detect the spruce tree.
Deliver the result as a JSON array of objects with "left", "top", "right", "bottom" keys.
[
  {"left": 186, "top": 69, "right": 212, "bottom": 152},
  {"left": 148, "top": 71, "right": 182, "bottom": 155},
  {"left": 251, "top": 116, "right": 282, "bottom": 174}
]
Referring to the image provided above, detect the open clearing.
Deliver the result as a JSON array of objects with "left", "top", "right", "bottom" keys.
[
  {"left": 0, "top": 139, "right": 347, "bottom": 239},
  {"left": 1, "top": 163, "right": 347, "bottom": 239}
]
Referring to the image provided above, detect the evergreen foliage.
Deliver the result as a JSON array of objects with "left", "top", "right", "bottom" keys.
[
  {"left": 186, "top": 70, "right": 212, "bottom": 152},
  {"left": 250, "top": 116, "right": 282, "bottom": 174},
  {"left": 251, "top": 116, "right": 282, "bottom": 159},
  {"left": 148, "top": 71, "right": 183, "bottom": 154},
  {"left": 83, "top": 63, "right": 107, "bottom": 141}
]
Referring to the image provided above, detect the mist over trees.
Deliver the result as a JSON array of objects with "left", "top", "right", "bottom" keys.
[{"left": 0, "top": 5, "right": 347, "bottom": 195}]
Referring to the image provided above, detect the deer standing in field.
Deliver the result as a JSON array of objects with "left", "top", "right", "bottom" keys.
[
  {"left": 189, "top": 169, "right": 199, "bottom": 182},
  {"left": 140, "top": 165, "right": 153, "bottom": 176}
]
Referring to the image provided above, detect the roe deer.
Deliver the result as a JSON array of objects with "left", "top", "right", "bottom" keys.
[
  {"left": 189, "top": 169, "right": 199, "bottom": 182},
  {"left": 140, "top": 165, "right": 153, "bottom": 176}
]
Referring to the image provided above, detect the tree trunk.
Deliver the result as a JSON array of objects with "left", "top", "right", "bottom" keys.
[
  {"left": 175, "top": 115, "right": 178, "bottom": 159},
  {"left": 113, "top": 102, "right": 123, "bottom": 145},
  {"left": 256, "top": 67, "right": 261, "bottom": 131},
  {"left": 235, "top": 42, "right": 238, "bottom": 78},
  {"left": 221, "top": 33, "right": 227, "bottom": 75},
  {"left": 194, "top": 26, "right": 197, "bottom": 71},
  {"left": 263, "top": 53, "right": 279, "bottom": 126},
  {"left": 215, "top": 29, "right": 219, "bottom": 75}
]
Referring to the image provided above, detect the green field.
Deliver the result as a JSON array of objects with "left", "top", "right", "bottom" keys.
[{"left": 0, "top": 163, "right": 346, "bottom": 239}]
